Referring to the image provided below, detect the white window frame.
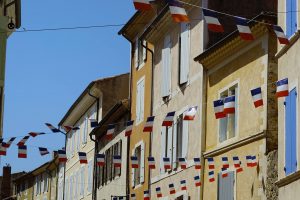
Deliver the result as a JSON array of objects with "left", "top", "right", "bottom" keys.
[
  {"left": 135, "top": 76, "right": 145, "bottom": 125},
  {"left": 179, "top": 22, "right": 191, "bottom": 85},
  {"left": 135, "top": 38, "right": 147, "bottom": 70},
  {"left": 131, "top": 140, "right": 145, "bottom": 188}
]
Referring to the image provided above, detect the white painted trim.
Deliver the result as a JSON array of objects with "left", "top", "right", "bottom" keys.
[{"left": 135, "top": 76, "right": 145, "bottom": 126}]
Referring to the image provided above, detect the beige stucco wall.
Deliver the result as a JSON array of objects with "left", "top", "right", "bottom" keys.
[{"left": 278, "top": 180, "right": 300, "bottom": 200}]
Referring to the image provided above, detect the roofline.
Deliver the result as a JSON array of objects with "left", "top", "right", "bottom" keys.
[{"left": 118, "top": 11, "right": 141, "bottom": 36}]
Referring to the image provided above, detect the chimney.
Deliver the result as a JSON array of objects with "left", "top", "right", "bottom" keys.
[{"left": 1, "top": 165, "right": 12, "bottom": 199}]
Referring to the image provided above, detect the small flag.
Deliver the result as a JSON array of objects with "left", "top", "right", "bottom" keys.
[
  {"left": 131, "top": 193, "right": 136, "bottom": 200},
  {"left": 162, "top": 111, "right": 176, "bottom": 127},
  {"left": 143, "top": 116, "right": 155, "bottom": 132},
  {"left": 156, "top": 187, "right": 163, "bottom": 198},
  {"left": 221, "top": 168, "right": 228, "bottom": 178},
  {"left": 125, "top": 121, "right": 134, "bottom": 137},
  {"left": 213, "top": 100, "right": 226, "bottom": 119},
  {"left": 222, "top": 157, "right": 229, "bottom": 169},
  {"left": 17, "top": 136, "right": 30, "bottom": 146},
  {"left": 163, "top": 157, "right": 171, "bottom": 169},
  {"left": 78, "top": 152, "right": 88, "bottom": 164},
  {"left": 273, "top": 25, "right": 289, "bottom": 45},
  {"left": 90, "top": 119, "right": 98, "bottom": 128},
  {"left": 180, "top": 180, "right": 187, "bottom": 191},
  {"left": 223, "top": 96, "right": 235, "bottom": 114},
  {"left": 148, "top": 156, "right": 156, "bottom": 169},
  {"left": 168, "top": 0, "right": 189, "bottom": 23},
  {"left": 3, "top": 137, "right": 16, "bottom": 148},
  {"left": 131, "top": 156, "right": 139, "bottom": 169},
  {"left": 106, "top": 124, "right": 115, "bottom": 140},
  {"left": 39, "top": 147, "right": 49, "bottom": 156},
  {"left": 113, "top": 155, "right": 122, "bottom": 168},
  {"left": 208, "top": 157, "right": 215, "bottom": 169},
  {"left": 251, "top": 87, "right": 263, "bottom": 108},
  {"left": 276, "top": 78, "right": 289, "bottom": 98},
  {"left": 209, "top": 171, "right": 215, "bottom": 182},
  {"left": 0, "top": 144, "right": 7, "bottom": 156},
  {"left": 169, "top": 183, "right": 176, "bottom": 194},
  {"left": 246, "top": 155, "right": 257, "bottom": 167},
  {"left": 194, "top": 157, "right": 201, "bottom": 169},
  {"left": 18, "top": 145, "right": 27, "bottom": 158},
  {"left": 45, "top": 123, "right": 60, "bottom": 133},
  {"left": 58, "top": 150, "right": 67, "bottom": 163},
  {"left": 233, "top": 156, "right": 241, "bottom": 168},
  {"left": 183, "top": 106, "right": 198, "bottom": 120},
  {"left": 194, "top": 175, "right": 201, "bottom": 187},
  {"left": 235, "top": 17, "right": 254, "bottom": 41},
  {"left": 202, "top": 9, "right": 224, "bottom": 32},
  {"left": 28, "top": 132, "right": 45, "bottom": 137},
  {"left": 143, "top": 190, "right": 150, "bottom": 200},
  {"left": 252, "top": 156, "right": 258, "bottom": 167},
  {"left": 96, "top": 154, "right": 105, "bottom": 166},
  {"left": 62, "top": 125, "right": 79, "bottom": 133},
  {"left": 178, "top": 157, "right": 187, "bottom": 169},
  {"left": 133, "top": 0, "right": 152, "bottom": 11}
]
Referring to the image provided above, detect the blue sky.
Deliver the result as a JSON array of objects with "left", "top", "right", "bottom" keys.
[{"left": 1, "top": 1, "right": 134, "bottom": 173}]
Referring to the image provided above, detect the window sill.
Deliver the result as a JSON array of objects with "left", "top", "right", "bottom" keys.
[{"left": 276, "top": 171, "right": 300, "bottom": 188}]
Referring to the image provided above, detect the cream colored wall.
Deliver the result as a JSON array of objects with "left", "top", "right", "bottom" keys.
[{"left": 278, "top": 180, "right": 300, "bottom": 200}]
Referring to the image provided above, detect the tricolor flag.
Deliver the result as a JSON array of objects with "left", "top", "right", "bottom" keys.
[
  {"left": 90, "top": 119, "right": 98, "bottom": 128},
  {"left": 133, "top": 0, "right": 152, "bottom": 11},
  {"left": 58, "top": 150, "right": 67, "bottom": 163},
  {"left": 273, "top": 25, "right": 289, "bottom": 45},
  {"left": 163, "top": 157, "right": 171, "bottom": 169},
  {"left": 18, "top": 145, "right": 27, "bottom": 158},
  {"left": 78, "top": 152, "right": 88, "bottom": 164},
  {"left": 125, "top": 121, "right": 134, "bottom": 137},
  {"left": 28, "top": 132, "right": 45, "bottom": 137},
  {"left": 168, "top": 0, "right": 189, "bottom": 23},
  {"left": 143, "top": 190, "right": 150, "bottom": 200},
  {"left": 213, "top": 100, "right": 226, "bottom": 119},
  {"left": 143, "top": 116, "right": 155, "bottom": 132},
  {"left": 202, "top": 9, "right": 224, "bottom": 32},
  {"left": 221, "top": 168, "right": 228, "bottom": 178},
  {"left": 162, "top": 111, "right": 176, "bottom": 127},
  {"left": 180, "top": 180, "right": 187, "bottom": 191},
  {"left": 113, "top": 155, "right": 122, "bottom": 168},
  {"left": 62, "top": 125, "right": 79, "bottom": 133},
  {"left": 276, "top": 78, "right": 289, "bottom": 98},
  {"left": 39, "top": 147, "right": 49, "bottom": 156},
  {"left": 194, "top": 175, "right": 201, "bottom": 187},
  {"left": 222, "top": 157, "right": 230, "bottom": 169},
  {"left": 131, "top": 156, "right": 139, "bottom": 169},
  {"left": 3, "top": 137, "right": 16, "bottom": 148},
  {"left": 96, "top": 154, "right": 105, "bottom": 166},
  {"left": 169, "top": 183, "right": 176, "bottom": 194},
  {"left": 17, "top": 136, "right": 30, "bottom": 146},
  {"left": 233, "top": 156, "right": 241, "bottom": 168},
  {"left": 209, "top": 171, "right": 215, "bottom": 182},
  {"left": 156, "top": 187, "right": 163, "bottom": 198},
  {"left": 0, "top": 144, "right": 7, "bottom": 156},
  {"left": 208, "top": 157, "right": 215, "bottom": 169},
  {"left": 224, "top": 96, "right": 235, "bottom": 114},
  {"left": 251, "top": 87, "right": 263, "bottom": 108},
  {"left": 105, "top": 124, "right": 115, "bottom": 140},
  {"left": 148, "top": 156, "right": 156, "bottom": 169},
  {"left": 183, "top": 106, "right": 198, "bottom": 120},
  {"left": 178, "top": 157, "right": 187, "bottom": 169},
  {"left": 45, "top": 123, "right": 60, "bottom": 133},
  {"left": 235, "top": 17, "right": 254, "bottom": 41},
  {"left": 246, "top": 155, "right": 258, "bottom": 167},
  {"left": 131, "top": 193, "right": 136, "bottom": 200},
  {"left": 194, "top": 157, "right": 201, "bottom": 169},
  {"left": 252, "top": 156, "right": 258, "bottom": 167}
]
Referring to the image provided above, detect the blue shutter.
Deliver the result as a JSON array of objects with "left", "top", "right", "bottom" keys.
[{"left": 286, "top": 0, "right": 298, "bottom": 38}]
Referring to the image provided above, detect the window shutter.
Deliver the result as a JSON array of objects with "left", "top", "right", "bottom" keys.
[
  {"left": 142, "top": 40, "right": 147, "bottom": 61},
  {"left": 65, "top": 178, "right": 68, "bottom": 200},
  {"left": 69, "top": 175, "right": 73, "bottom": 200},
  {"left": 160, "top": 128, "right": 166, "bottom": 174},
  {"left": 218, "top": 171, "right": 235, "bottom": 200},
  {"left": 172, "top": 123, "right": 177, "bottom": 169},
  {"left": 131, "top": 149, "right": 135, "bottom": 187},
  {"left": 162, "top": 35, "right": 171, "bottom": 97},
  {"left": 135, "top": 40, "right": 138, "bottom": 68},
  {"left": 87, "top": 160, "right": 93, "bottom": 193},
  {"left": 179, "top": 23, "right": 190, "bottom": 84},
  {"left": 41, "top": 175, "right": 44, "bottom": 193},
  {"left": 167, "top": 126, "right": 173, "bottom": 172},
  {"left": 140, "top": 80, "right": 145, "bottom": 123},
  {"left": 140, "top": 142, "right": 145, "bottom": 183},
  {"left": 81, "top": 167, "right": 85, "bottom": 197},
  {"left": 182, "top": 120, "right": 189, "bottom": 158},
  {"left": 136, "top": 82, "right": 141, "bottom": 123}
]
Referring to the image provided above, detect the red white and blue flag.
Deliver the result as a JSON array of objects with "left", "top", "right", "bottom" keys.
[
  {"left": 194, "top": 157, "right": 201, "bottom": 169},
  {"left": 276, "top": 78, "right": 289, "bottom": 98},
  {"left": 3, "top": 137, "right": 16, "bottom": 148},
  {"left": 224, "top": 96, "right": 235, "bottom": 114},
  {"left": 162, "top": 111, "right": 176, "bottom": 127},
  {"left": 194, "top": 175, "right": 201, "bottom": 187},
  {"left": 148, "top": 156, "right": 156, "bottom": 169},
  {"left": 163, "top": 157, "right": 171, "bottom": 169},
  {"left": 45, "top": 123, "right": 60, "bottom": 133},
  {"left": 233, "top": 156, "right": 243, "bottom": 173},
  {"left": 251, "top": 87, "right": 263, "bottom": 108},
  {"left": 131, "top": 193, "right": 136, "bottom": 200},
  {"left": 39, "top": 147, "right": 49, "bottom": 156},
  {"left": 183, "top": 106, "right": 198, "bottom": 120},
  {"left": 29, "top": 132, "right": 45, "bottom": 137},
  {"left": 213, "top": 99, "right": 226, "bottom": 119},
  {"left": 113, "top": 155, "right": 122, "bottom": 168},
  {"left": 0, "top": 144, "right": 6, "bottom": 156},
  {"left": 273, "top": 25, "right": 289, "bottom": 45},
  {"left": 90, "top": 119, "right": 98, "bottom": 128},
  {"left": 78, "top": 152, "right": 88, "bottom": 164},
  {"left": 125, "top": 120, "right": 134, "bottom": 137},
  {"left": 62, "top": 126, "right": 79, "bottom": 133},
  {"left": 208, "top": 157, "right": 215, "bottom": 169},
  {"left": 133, "top": 0, "right": 152, "bottom": 11},
  {"left": 202, "top": 9, "right": 224, "bottom": 32},
  {"left": 235, "top": 17, "right": 254, "bottom": 41},
  {"left": 96, "top": 154, "right": 105, "bottom": 166},
  {"left": 156, "top": 187, "right": 163, "bottom": 198},
  {"left": 168, "top": 0, "right": 189, "bottom": 23},
  {"left": 106, "top": 124, "right": 115, "bottom": 140},
  {"left": 131, "top": 156, "right": 139, "bottom": 169},
  {"left": 18, "top": 145, "right": 27, "bottom": 158},
  {"left": 222, "top": 157, "right": 230, "bottom": 169},
  {"left": 143, "top": 190, "right": 150, "bottom": 200},
  {"left": 221, "top": 167, "right": 228, "bottom": 178},
  {"left": 143, "top": 116, "right": 155, "bottom": 132},
  {"left": 179, "top": 157, "right": 187, "bottom": 169},
  {"left": 246, "top": 155, "right": 258, "bottom": 167},
  {"left": 180, "top": 180, "right": 187, "bottom": 190},
  {"left": 209, "top": 171, "right": 215, "bottom": 182},
  {"left": 169, "top": 183, "right": 176, "bottom": 194},
  {"left": 17, "top": 136, "right": 30, "bottom": 146},
  {"left": 58, "top": 150, "right": 67, "bottom": 163}
]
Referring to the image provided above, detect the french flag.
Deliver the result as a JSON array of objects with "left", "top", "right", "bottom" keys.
[
  {"left": 17, "top": 136, "right": 30, "bottom": 146},
  {"left": 208, "top": 157, "right": 215, "bottom": 169},
  {"left": 96, "top": 154, "right": 105, "bottom": 166},
  {"left": 273, "top": 25, "right": 289, "bottom": 45},
  {"left": 168, "top": 0, "right": 189, "bottom": 23},
  {"left": 131, "top": 156, "right": 139, "bottom": 168},
  {"left": 221, "top": 168, "right": 228, "bottom": 178},
  {"left": 58, "top": 150, "right": 67, "bottom": 163},
  {"left": 194, "top": 157, "right": 201, "bottom": 169},
  {"left": 143, "top": 116, "right": 155, "bottom": 132},
  {"left": 133, "top": 0, "right": 152, "bottom": 11},
  {"left": 62, "top": 125, "right": 79, "bottom": 133},
  {"left": 163, "top": 157, "right": 171, "bottom": 169},
  {"left": 156, "top": 187, "right": 163, "bottom": 198},
  {"left": 235, "top": 17, "right": 254, "bottom": 41},
  {"left": 29, "top": 132, "right": 45, "bottom": 137},
  {"left": 39, "top": 147, "right": 49, "bottom": 156},
  {"left": 222, "top": 157, "right": 230, "bottom": 169},
  {"left": 162, "top": 111, "right": 176, "bottom": 127},
  {"left": 251, "top": 87, "right": 263, "bottom": 108},
  {"left": 209, "top": 171, "right": 215, "bottom": 182},
  {"left": 106, "top": 124, "right": 115, "bottom": 140},
  {"left": 0, "top": 144, "right": 6, "bottom": 156},
  {"left": 125, "top": 120, "right": 134, "bottom": 137},
  {"left": 131, "top": 193, "right": 136, "bottom": 200},
  {"left": 18, "top": 145, "right": 27, "bottom": 158},
  {"left": 45, "top": 123, "right": 60, "bottom": 133},
  {"left": 90, "top": 119, "right": 98, "bottom": 128},
  {"left": 194, "top": 175, "right": 201, "bottom": 187},
  {"left": 169, "top": 183, "right": 176, "bottom": 194},
  {"left": 178, "top": 157, "right": 187, "bottom": 169},
  {"left": 246, "top": 155, "right": 257, "bottom": 167},
  {"left": 143, "top": 190, "right": 150, "bottom": 200},
  {"left": 3, "top": 137, "right": 16, "bottom": 148},
  {"left": 180, "top": 180, "right": 187, "bottom": 190},
  {"left": 78, "top": 152, "right": 88, "bottom": 164},
  {"left": 251, "top": 156, "right": 258, "bottom": 167},
  {"left": 276, "top": 78, "right": 289, "bottom": 98},
  {"left": 202, "top": 9, "right": 224, "bottom": 32},
  {"left": 213, "top": 100, "right": 226, "bottom": 119},
  {"left": 233, "top": 156, "right": 243, "bottom": 173},
  {"left": 113, "top": 155, "right": 122, "bottom": 168},
  {"left": 224, "top": 96, "right": 235, "bottom": 114},
  {"left": 148, "top": 156, "right": 156, "bottom": 169},
  {"left": 183, "top": 106, "right": 198, "bottom": 120}
]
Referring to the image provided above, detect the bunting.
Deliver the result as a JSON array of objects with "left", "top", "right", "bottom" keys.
[
  {"left": 223, "top": 96, "right": 235, "bottom": 114},
  {"left": 96, "top": 154, "right": 105, "bottom": 166},
  {"left": 180, "top": 180, "right": 187, "bottom": 191},
  {"left": 202, "top": 9, "right": 224, "bottom": 32},
  {"left": 90, "top": 119, "right": 98, "bottom": 128},
  {"left": 273, "top": 25, "right": 289, "bottom": 45},
  {"left": 194, "top": 157, "right": 201, "bottom": 169},
  {"left": 183, "top": 106, "right": 198, "bottom": 120},
  {"left": 45, "top": 123, "right": 60, "bottom": 133},
  {"left": 251, "top": 87, "right": 263, "bottom": 108},
  {"left": 62, "top": 125, "right": 79, "bottom": 133},
  {"left": 18, "top": 145, "right": 27, "bottom": 158},
  {"left": 213, "top": 100, "right": 226, "bottom": 119},
  {"left": 144, "top": 190, "right": 150, "bottom": 200},
  {"left": 235, "top": 17, "right": 254, "bottom": 41},
  {"left": 78, "top": 152, "right": 88, "bottom": 164},
  {"left": 208, "top": 157, "right": 215, "bottom": 169},
  {"left": 163, "top": 157, "right": 171, "bottom": 169},
  {"left": 276, "top": 78, "right": 289, "bottom": 98},
  {"left": 148, "top": 156, "right": 156, "bottom": 169},
  {"left": 0, "top": 144, "right": 7, "bottom": 156},
  {"left": 39, "top": 147, "right": 49, "bottom": 156},
  {"left": 156, "top": 187, "right": 163, "bottom": 198},
  {"left": 169, "top": 183, "right": 176, "bottom": 194},
  {"left": 106, "top": 124, "right": 115, "bottom": 140},
  {"left": 125, "top": 120, "right": 134, "bottom": 137},
  {"left": 221, "top": 167, "right": 228, "bottom": 178},
  {"left": 179, "top": 157, "right": 187, "bottom": 169},
  {"left": 133, "top": 0, "right": 152, "bottom": 11},
  {"left": 143, "top": 116, "right": 155, "bottom": 132},
  {"left": 131, "top": 156, "right": 139, "bottom": 168},
  {"left": 194, "top": 175, "right": 201, "bottom": 187},
  {"left": 162, "top": 111, "right": 176, "bottom": 127},
  {"left": 17, "top": 136, "right": 30, "bottom": 146},
  {"left": 209, "top": 170, "right": 215, "bottom": 182},
  {"left": 222, "top": 157, "right": 229, "bottom": 169},
  {"left": 168, "top": 0, "right": 189, "bottom": 23},
  {"left": 58, "top": 150, "right": 67, "bottom": 163},
  {"left": 28, "top": 132, "right": 45, "bottom": 137},
  {"left": 3, "top": 137, "right": 16, "bottom": 148},
  {"left": 113, "top": 155, "right": 122, "bottom": 168}
]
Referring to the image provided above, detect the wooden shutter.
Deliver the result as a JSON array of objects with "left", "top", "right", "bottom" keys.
[
  {"left": 218, "top": 171, "right": 235, "bottom": 200},
  {"left": 160, "top": 128, "right": 166, "bottom": 174},
  {"left": 140, "top": 142, "right": 145, "bottom": 183},
  {"left": 182, "top": 119, "right": 189, "bottom": 158},
  {"left": 179, "top": 23, "right": 190, "bottom": 84},
  {"left": 161, "top": 35, "right": 172, "bottom": 97}
]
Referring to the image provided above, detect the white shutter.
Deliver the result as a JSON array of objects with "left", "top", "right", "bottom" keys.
[
  {"left": 41, "top": 175, "right": 44, "bottom": 193},
  {"left": 136, "top": 82, "right": 141, "bottom": 123},
  {"left": 160, "top": 128, "right": 166, "bottom": 174},
  {"left": 135, "top": 40, "right": 138, "bottom": 68},
  {"left": 65, "top": 177, "right": 68, "bottom": 200},
  {"left": 131, "top": 149, "right": 135, "bottom": 187},
  {"left": 182, "top": 120, "right": 189, "bottom": 158},
  {"left": 140, "top": 79, "right": 145, "bottom": 123},
  {"left": 140, "top": 142, "right": 145, "bottom": 183},
  {"left": 172, "top": 122, "right": 177, "bottom": 169},
  {"left": 179, "top": 23, "right": 190, "bottom": 84},
  {"left": 167, "top": 126, "right": 173, "bottom": 172},
  {"left": 69, "top": 175, "right": 73, "bottom": 200},
  {"left": 142, "top": 40, "right": 147, "bottom": 61},
  {"left": 162, "top": 35, "right": 171, "bottom": 97},
  {"left": 87, "top": 160, "right": 93, "bottom": 193}
]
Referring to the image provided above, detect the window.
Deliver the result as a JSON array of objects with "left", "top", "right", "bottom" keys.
[
  {"left": 285, "top": 88, "right": 297, "bottom": 175},
  {"left": 132, "top": 141, "right": 145, "bottom": 187},
  {"left": 43, "top": 174, "right": 48, "bottom": 193},
  {"left": 113, "top": 141, "right": 122, "bottom": 178},
  {"left": 136, "top": 77, "right": 145, "bottom": 124},
  {"left": 87, "top": 160, "right": 93, "bottom": 194},
  {"left": 179, "top": 23, "right": 190, "bottom": 85},
  {"left": 218, "top": 171, "right": 235, "bottom": 200},
  {"left": 76, "top": 122, "right": 81, "bottom": 151},
  {"left": 161, "top": 34, "right": 172, "bottom": 98},
  {"left": 219, "top": 84, "right": 238, "bottom": 143},
  {"left": 286, "top": 0, "right": 298, "bottom": 38},
  {"left": 135, "top": 39, "right": 147, "bottom": 68},
  {"left": 82, "top": 117, "right": 88, "bottom": 145}
]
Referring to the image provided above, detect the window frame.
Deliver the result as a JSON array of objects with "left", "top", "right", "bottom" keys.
[
  {"left": 135, "top": 38, "right": 147, "bottom": 70},
  {"left": 135, "top": 76, "right": 145, "bottom": 125},
  {"left": 131, "top": 140, "right": 145, "bottom": 188}
]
